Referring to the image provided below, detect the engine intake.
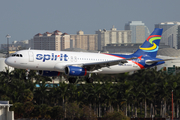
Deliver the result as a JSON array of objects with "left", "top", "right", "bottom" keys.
[{"left": 65, "top": 66, "right": 87, "bottom": 76}]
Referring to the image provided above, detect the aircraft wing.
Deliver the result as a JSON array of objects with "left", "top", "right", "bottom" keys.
[{"left": 78, "top": 57, "right": 138, "bottom": 71}]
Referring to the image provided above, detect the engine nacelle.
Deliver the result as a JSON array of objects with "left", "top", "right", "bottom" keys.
[
  {"left": 65, "top": 66, "right": 87, "bottom": 76},
  {"left": 38, "top": 70, "right": 60, "bottom": 76}
]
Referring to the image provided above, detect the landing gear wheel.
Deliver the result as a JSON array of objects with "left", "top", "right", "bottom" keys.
[
  {"left": 68, "top": 77, "right": 76, "bottom": 83},
  {"left": 86, "top": 77, "right": 93, "bottom": 83}
]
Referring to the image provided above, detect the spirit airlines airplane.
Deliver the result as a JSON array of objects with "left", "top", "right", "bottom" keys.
[{"left": 5, "top": 28, "right": 170, "bottom": 83}]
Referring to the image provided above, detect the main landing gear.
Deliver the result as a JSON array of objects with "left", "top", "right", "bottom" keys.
[
  {"left": 68, "top": 77, "right": 76, "bottom": 83},
  {"left": 85, "top": 77, "right": 94, "bottom": 83},
  {"left": 86, "top": 74, "right": 94, "bottom": 83}
]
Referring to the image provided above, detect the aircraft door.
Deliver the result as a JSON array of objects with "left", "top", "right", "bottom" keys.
[{"left": 28, "top": 51, "right": 34, "bottom": 62}]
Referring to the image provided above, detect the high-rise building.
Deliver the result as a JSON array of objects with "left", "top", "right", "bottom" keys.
[
  {"left": 33, "top": 30, "right": 70, "bottom": 51},
  {"left": 96, "top": 26, "right": 131, "bottom": 51},
  {"left": 155, "top": 22, "right": 180, "bottom": 49},
  {"left": 61, "top": 33, "right": 70, "bottom": 50},
  {"left": 70, "top": 30, "right": 98, "bottom": 51},
  {"left": 125, "top": 21, "right": 150, "bottom": 43},
  {"left": 178, "top": 26, "right": 180, "bottom": 49},
  {"left": 28, "top": 39, "right": 34, "bottom": 49}
]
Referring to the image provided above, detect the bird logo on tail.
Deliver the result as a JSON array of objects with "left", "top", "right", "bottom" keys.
[{"left": 139, "top": 35, "right": 161, "bottom": 52}]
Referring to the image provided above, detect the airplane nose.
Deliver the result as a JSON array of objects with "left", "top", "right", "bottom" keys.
[{"left": 5, "top": 57, "right": 12, "bottom": 66}]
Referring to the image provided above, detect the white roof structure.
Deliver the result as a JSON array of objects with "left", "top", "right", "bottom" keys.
[
  {"left": 0, "top": 101, "right": 13, "bottom": 107},
  {"left": 157, "top": 48, "right": 180, "bottom": 57}
]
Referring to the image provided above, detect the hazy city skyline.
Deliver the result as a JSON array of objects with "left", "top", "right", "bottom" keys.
[{"left": 0, "top": 0, "right": 179, "bottom": 45}]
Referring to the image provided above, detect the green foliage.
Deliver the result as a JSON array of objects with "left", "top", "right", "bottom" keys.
[
  {"left": 22, "top": 89, "right": 33, "bottom": 102},
  {"left": 2, "top": 68, "right": 180, "bottom": 119},
  {"left": 23, "top": 101, "right": 34, "bottom": 118},
  {"left": 104, "top": 110, "right": 130, "bottom": 120},
  {"left": 0, "top": 95, "right": 11, "bottom": 102},
  {"left": 50, "top": 106, "right": 64, "bottom": 119},
  {"left": 11, "top": 102, "right": 24, "bottom": 119},
  {"left": 81, "top": 105, "right": 97, "bottom": 120},
  {"left": 66, "top": 102, "right": 82, "bottom": 119}
]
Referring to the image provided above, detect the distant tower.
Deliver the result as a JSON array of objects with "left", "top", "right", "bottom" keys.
[
  {"left": 155, "top": 22, "right": 180, "bottom": 49},
  {"left": 125, "top": 21, "right": 150, "bottom": 43}
]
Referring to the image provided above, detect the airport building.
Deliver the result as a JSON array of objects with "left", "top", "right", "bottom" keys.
[
  {"left": 70, "top": 30, "right": 98, "bottom": 51},
  {"left": 124, "top": 21, "right": 150, "bottom": 43},
  {"left": 155, "top": 22, "right": 180, "bottom": 49},
  {"left": 96, "top": 26, "right": 131, "bottom": 51}
]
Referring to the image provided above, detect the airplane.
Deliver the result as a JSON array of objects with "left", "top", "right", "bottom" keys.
[{"left": 5, "top": 28, "right": 171, "bottom": 83}]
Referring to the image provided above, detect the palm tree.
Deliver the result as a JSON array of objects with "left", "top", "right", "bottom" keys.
[
  {"left": 114, "top": 75, "right": 133, "bottom": 116},
  {"left": 8, "top": 78, "right": 26, "bottom": 103},
  {"left": 132, "top": 68, "right": 157, "bottom": 118},
  {"left": 156, "top": 72, "right": 171, "bottom": 117},
  {"left": 174, "top": 73, "right": 180, "bottom": 118},
  {"left": 0, "top": 67, "right": 13, "bottom": 83},
  {"left": 48, "top": 84, "right": 59, "bottom": 106},
  {"left": 34, "top": 76, "right": 51, "bottom": 104},
  {"left": 56, "top": 82, "right": 70, "bottom": 118},
  {"left": 101, "top": 82, "right": 116, "bottom": 114}
]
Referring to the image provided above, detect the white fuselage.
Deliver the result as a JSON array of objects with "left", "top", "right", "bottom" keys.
[{"left": 5, "top": 50, "right": 141, "bottom": 74}]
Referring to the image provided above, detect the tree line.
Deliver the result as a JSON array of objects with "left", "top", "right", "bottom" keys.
[{"left": 0, "top": 68, "right": 179, "bottom": 120}]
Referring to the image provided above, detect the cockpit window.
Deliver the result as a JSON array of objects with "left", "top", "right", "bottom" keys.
[{"left": 11, "top": 54, "right": 23, "bottom": 57}]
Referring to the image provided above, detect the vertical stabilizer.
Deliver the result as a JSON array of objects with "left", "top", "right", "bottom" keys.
[{"left": 133, "top": 28, "right": 163, "bottom": 58}]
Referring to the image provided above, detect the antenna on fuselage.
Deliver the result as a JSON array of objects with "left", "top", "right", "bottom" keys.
[{"left": 28, "top": 48, "right": 31, "bottom": 50}]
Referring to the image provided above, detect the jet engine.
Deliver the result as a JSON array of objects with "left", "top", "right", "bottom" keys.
[{"left": 65, "top": 66, "right": 87, "bottom": 76}]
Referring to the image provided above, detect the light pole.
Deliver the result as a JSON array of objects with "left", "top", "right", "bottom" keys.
[{"left": 6, "top": 34, "right": 11, "bottom": 57}]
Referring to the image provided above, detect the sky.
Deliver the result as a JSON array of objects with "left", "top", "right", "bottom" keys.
[{"left": 0, "top": 0, "right": 180, "bottom": 44}]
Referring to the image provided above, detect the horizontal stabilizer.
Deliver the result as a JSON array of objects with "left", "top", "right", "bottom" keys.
[{"left": 146, "top": 59, "right": 174, "bottom": 64}]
